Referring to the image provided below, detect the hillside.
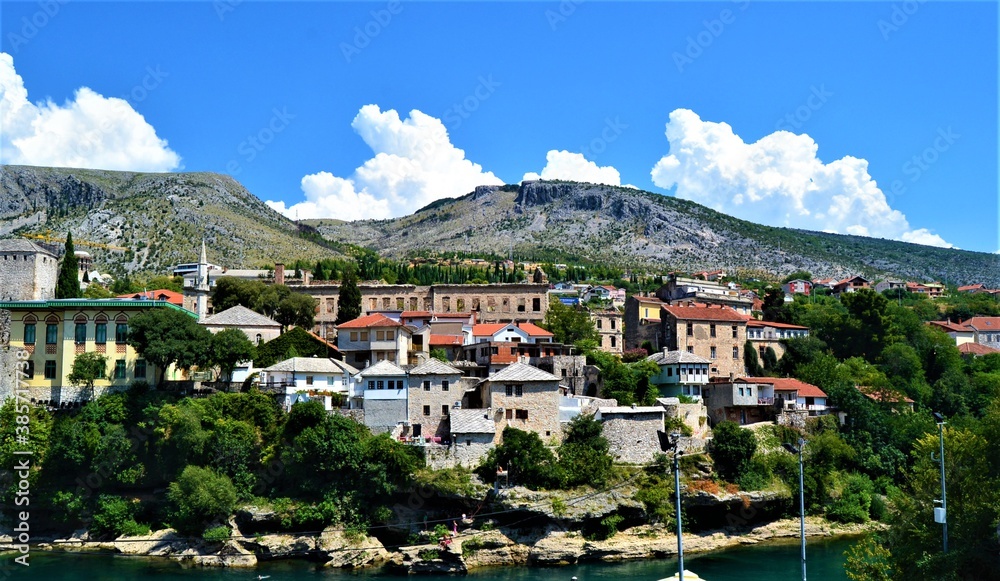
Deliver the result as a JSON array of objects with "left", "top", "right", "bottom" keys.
[
  {"left": 308, "top": 181, "right": 1000, "bottom": 286},
  {"left": 0, "top": 165, "right": 341, "bottom": 274}
]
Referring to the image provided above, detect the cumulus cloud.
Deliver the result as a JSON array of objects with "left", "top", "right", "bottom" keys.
[
  {"left": 267, "top": 105, "right": 502, "bottom": 221},
  {"left": 650, "top": 108, "right": 953, "bottom": 248},
  {"left": 0, "top": 53, "right": 180, "bottom": 171},
  {"left": 521, "top": 150, "right": 624, "bottom": 186}
]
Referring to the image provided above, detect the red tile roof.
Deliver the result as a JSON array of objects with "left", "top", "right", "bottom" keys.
[
  {"left": 336, "top": 313, "right": 403, "bottom": 329},
  {"left": 958, "top": 342, "right": 1000, "bottom": 356},
  {"left": 957, "top": 284, "right": 985, "bottom": 292},
  {"left": 661, "top": 304, "right": 748, "bottom": 322},
  {"left": 962, "top": 317, "right": 1000, "bottom": 331},
  {"left": 746, "top": 319, "right": 809, "bottom": 330},
  {"left": 927, "top": 320, "right": 971, "bottom": 333},
  {"left": 401, "top": 311, "right": 432, "bottom": 318},
  {"left": 117, "top": 289, "right": 184, "bottom": 306},
  {"left": 471, "top": 322, "right": 554, "bottom": 338},
  {"left": 518, "top": 322, "right": 554, "bottom": 337},
  {"left": 429, "top": 334, "right": 463, "bottom": 346},
  {"left": 745, "top": 377, "right": 827, "bottom": 398}
]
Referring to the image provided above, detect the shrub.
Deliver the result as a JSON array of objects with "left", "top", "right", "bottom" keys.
[
  {"left": 589, "top": 513, "right": 624, "bottom": 540},
  {"left": 90, "top": 495, "right": 149, "bottom": 539},
  {"left": 827, "top": 473, "right": 875, "bottom": 524},
  {"left": 736, "top": 457, "right": 774, "bottom": 492},
  {"left": 203, "top": 526, "right": 232, "bottom": 542},
  {"left": 166, "top": 466, "right": 238, "bottom": 535},
  {"left": 710, "top": 421, "right": 757, "bottom": 481},
  {"left": 665, "top": 416, "right": 693, "bottom": 437},
  {"left": 461, "top": 537, "right": 484, "bottom": 556},
  {"left": 418, "top": 549, "right": 440, "bottom": 561}
]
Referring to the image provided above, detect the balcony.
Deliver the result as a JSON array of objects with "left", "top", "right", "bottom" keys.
[{"left": 757, "top": 397, "right": 774, "bottom": 406}]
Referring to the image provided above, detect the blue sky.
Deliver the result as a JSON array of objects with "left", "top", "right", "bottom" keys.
[{"left": 0, "top": 1, "right": 997, "bottom": 252}]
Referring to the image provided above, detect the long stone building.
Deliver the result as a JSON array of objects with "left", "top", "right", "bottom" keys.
[{"left": 288, "top": 281, "right": 550, "bottom": 338}]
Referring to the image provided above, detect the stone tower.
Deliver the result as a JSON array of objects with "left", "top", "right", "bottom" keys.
[{"left": 194, "top": 240, "right": 210, "bottom": 320}]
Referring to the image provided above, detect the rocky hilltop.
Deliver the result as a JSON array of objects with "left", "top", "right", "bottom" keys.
[
  {"left": 312, "top": 180, "right": 1000, "bottom": 285},
  {"left": 0, "top": 165, "right": 339, "bottom": 275}
]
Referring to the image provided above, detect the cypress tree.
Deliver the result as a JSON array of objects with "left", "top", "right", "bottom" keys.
[
  {"left": 336, "top": 266, "right": 362, "bottom": 324},
  {"left": 55, "top": 231, "right": 82, "bottom": 299}
]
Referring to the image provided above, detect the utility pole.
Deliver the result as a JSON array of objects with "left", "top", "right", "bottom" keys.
[
  {"left": 933, "top": 412, "right": 948, "bottom": 553},
  {"left": 783, "top": 438, "right": 807, "bottom": 581},
  {"left": 659, "top": 430, "right": 685, "bottom": 581}
]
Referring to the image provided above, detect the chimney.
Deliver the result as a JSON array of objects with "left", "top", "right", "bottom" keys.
[
  {"left": 302, "top": 269, "right": 311, "bottom": 287},
  {"left": 275, "top": 263, "right": 285, "bottom": 285}
]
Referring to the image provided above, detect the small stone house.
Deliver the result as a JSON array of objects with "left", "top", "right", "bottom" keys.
[
  {"left": 200, "top": 305, "right": 282, "bottom": 345},
  {"left": 407, "top": 358, "right": 464, "bottom": 440},
  {"left": 595, "top": 404, "right": 666, "bottom": 464},
  {"left": 446, "top": 408, "right": 496, "bottom": 468},
  {"left": 484, "top": 362, "right": 561, "bottom": 443}
]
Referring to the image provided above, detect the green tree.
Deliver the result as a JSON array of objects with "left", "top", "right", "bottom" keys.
[
  {"left": 762, "top": 346, "right": 778, "bottom": 372},
  {"left": 68, "top": 352, "right": 108, "bottom": 401},
  {"left": 127, "top": 308, "right": 213, "bottom": 386},
  {"left": 477, "top": 427, "right": 560, "bottom": 489},
  {"left": 558, "top": 414, "right": 612, "bottom": 487},
  {"left": 430, "top": 348, "right": 449, "bottom": 362},
  {"left": 541, "top": 299, "right": 599, "bottom": 346},
  {"left": 762, "top": 287, "right": 787, "bottom": 322},
  {"left": 275, "top": 292, "right": 318, "bottom": 330},
  {"left": 254, "top": 327, "right": 331, "bottom": 368},
  {"left": 781, "top": 271, "right": 812, "bottom": 284},
  {"left": 167, "top": 466, "right": 239, "bottom": 535},
  {"left": 210, "top": 329, "right": 256, "bottom": 383},
  {"left": 709, "top": 421, "right": 756, "bottom": 482},
  {"left": 55, "top": 231, "right": 81, "bottom": 298},
  {"left": 744, "top": 340, "right": 764, "bottom": 376},
  {"left": 336, "top": 267, "right": 362, "bottom": 324},
  {"left": 83, "top": 283, "right": 115, "bottom": 299},
  {"left": 844, "top": 536, "right": 894, "bottom": 581}
]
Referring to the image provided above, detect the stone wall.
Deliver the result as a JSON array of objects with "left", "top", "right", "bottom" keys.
[
  {"left": 424, "top": 435, "right": 494, "bottom": 470},
  {"left": 23, "top": 383, "right": 131, "bottom": 406},
  {"left": 0, "top": 251, "right": 57, "bottom": 301},
  {"left": 363, "top": 399, "right": 407, "bottom": 434},
  {"left": 600, "top": 411, "right": 665, "bottom": 464},
  {"left": 490, "top": 380, "right": 561, "bottom": 444},
  {"left": 663, "top": 318, "right": 747, "bottom": 379},
  {"left": 331, "top": 407, "right": 366, "bottom": 424},
  {"left": 777, "top": 409, "right": 808, "bottom": 429},
  {"left": 407, "top": 375, "right": 467, "bottom": 439},
  {"left": 0, "top": 309, "right": 14, "bottom": 404},
  {"left": 677, "top": 403, "right": 709, "bottom": 437}
]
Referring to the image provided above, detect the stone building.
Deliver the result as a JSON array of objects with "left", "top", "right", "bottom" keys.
[
  {"left": 702, "top": 377, "right": 775, "bottom": 426},
  {"left": 0, "top": 239, "right": 58, "bottom": 301},
  {"left": 963, "top": 317, "right": 1000, "bottom": 350},
  {"left": 292, "top": 282, "right": 550, "bottom": 338},
  {"left": 591, "top": 309, "right": 623, "bottom": 354},
  {"left": 336, "top": 313, "right": 414, "bottom": 368},
  {"left": 659, "top": 303, "right": 748, "bottom": 379},
  {"left": 200, "top": 305, "right": 282, "bottom": 345},
  {"left": 407, "top": 359, "right": 465, "bottom": 440},
  {"left": 483, "top": 362, "right": 561, "bottom": 443},
  {"left": 746, "top": 319, "right": 809, "bottom": 362},
  {"left": 624, "top": 295, "right": 665, "bottom": 350},
  {"left": 426, "top": 408, "right": 496, "bottom": 470},
  {"left": 596, "top": 405, "right": 666, "bottom": 464}
]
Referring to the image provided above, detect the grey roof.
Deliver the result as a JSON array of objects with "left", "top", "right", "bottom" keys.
[
  {"left": 201, "top": 305, "right": 281, "bottom": 328},
  {"left": 449, "top": 409, "right": 496, "bottom": 434},
  {"left": 262, "top": 357, "right": 359, "bottom": 374},
  {"left": 487, "top": 362, "right": 560, "bottom": 383},
  {"left": 408, "top": 358, "right": 463, "bottom": 376},
  {"left": 647, "top": 350, "right": 711, "bottom": 365},
  {"left": 357, "top": 359, "right": 408, "bottom": 377},
  {"left": 0, "top": 239, "right": 57, "bottom": 256},
  {"left": 598, "top": 406, "right": 666, "bottom": 415}
]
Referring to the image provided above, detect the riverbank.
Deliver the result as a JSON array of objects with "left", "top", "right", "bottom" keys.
[{"left": 2, "top": 516, "right": 877, "bottom": 573}]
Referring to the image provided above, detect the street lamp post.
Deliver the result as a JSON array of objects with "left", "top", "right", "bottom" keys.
[
  {"left": 783, "top": 438, "right": 807, "bottom": 581},
  {"left": 932, "top": 412, "right": 948, "bottom": 554},
  {"left": 658, "top": 430, "right": 685, "bottom": 581}
]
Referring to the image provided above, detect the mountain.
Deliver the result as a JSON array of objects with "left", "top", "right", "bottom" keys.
[
  {"left": 307, "top": 181, "right": 1000, "bottom": 286},
  {"left": 2, "top": 167, "right": 995, "bottom": 285},
  {"left": 0, "top": 165, "right": 341, "bottom": 274}
]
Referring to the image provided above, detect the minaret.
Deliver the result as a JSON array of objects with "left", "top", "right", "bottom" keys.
[{"left": 195, "top": 240, "right": 209, "bottom": 320}]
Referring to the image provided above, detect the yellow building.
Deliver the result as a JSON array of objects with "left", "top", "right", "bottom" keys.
[{"left": 0, "top": 299, "right": 197, "bottom": 405}]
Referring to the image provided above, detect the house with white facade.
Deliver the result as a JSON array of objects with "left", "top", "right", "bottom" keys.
[
  {"left": 259, "top": 357, "right": 359, "bottom": 411},
  {"left": 354, "top": 359, "right": 409, "bottom": 433},
  {"left": 646, "top": 350, "right": 710, "bottom": 401},
  {"left": 336, "top": 313, "right": 414, "bottom": 368}
]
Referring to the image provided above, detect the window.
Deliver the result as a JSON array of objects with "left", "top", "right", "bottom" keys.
[
  {"left": 376, "top": 330, "right": 385, "bottom": 341},
  {"left": 44, "top": 360, "right": 56, "bottom": 379},
  {"left": 687, "top": 346, "right": 694, "bottom": 354},
  {"left": 515, "top": 409, "right": 528, "bottom": 420},
  {"left": 533, "top": 298, "right": 541, "bottom": 311},
  {"left": 256, "top": 334, "right": 262, "bottom": 345},
  {"left": 686, "top": 322, "right": 693, "bottom": 336},
  {"left": 611, "top": 319, "right": 616, "bottom": 329},
  {"left": 610, "top": 336, "right": 616, "bottom": 348},
  {"left": 747, "top": 386, "right": 753, "bottom": 397},
  {"left": 360, "top": 332, "right": 369, "bottom": 341},
  {"left": 738, "top": 387, "right": 744, "bottom": 397},
  {"left": 515, "top": 385, "right": 523, "bottom": 397},
  {"left": 387, "top": 352, "right": 396, "bottom": 362},
  {"left": 732, "top": 325, "right": 738, "bottom": 339},
  {"left": 561, "top": 368, "right": 567, "bottom": 377},
  {"left": 396, "top": 298, "right": 404, "bottom": 310},
  {"left": 424, "top": 380, "right": 431, "bottom": 391},
  {"left": 74, "top": 322, "right": 87, "bottom": 344},
  {"left": 733, "top": 346, "right": 739, "bottom": 359},
  {"left": 710, "top": 346, "right": 716, "bottom": 359},
  {"left": 46, "top": 324, "right": 58, "bottom": 345},
  {"left": 386, "top": 330, "right": 394, "bottom": 340},
  {"left": 423, "top": 405, "right": 430, "bottom": 416},
  {"left": 114, "top": 359, "right": 126, "bottom": 379},
  {"left": 505, "top": 385, "right": 513, "bottom": 396},
  {"left": 667, "top": 367, "right": 673, "bottom": 377},
  {"left": 95, "top": 323, "right": 107, "bottom": 343},
  {"left": 442, "top": 405, "right": 450, "bottom": 416},
  {"left": 517, "top": 298, "right": 526, "bottom": 312},
  {"left": 350, "top": 332, "right": 359, "bottom": 341},
  {"left": 491, "top": 346, "right": 498, "bottom": 355},
  {"left": 505, "top": 409, "right": 513, "bottom": 419},
  {"left": 597, "top": 319, "right": 603, "bottom": 329},
  {"left": 24, "top": 323, "right": 36, "bottom": 344},
  {"left": 710, "top": 324, "right": 716, "bottom": 338},
  {"left": 306, "top": 376, "right": 314, "bottom": 386},
  {"left": 115, "top": 323, "right": 128, "bottom": 344},
  {"left": 135, "top": 359, "right": 146, "bottom": 379},
  {"left": 368, "top": 381, "right": 375, "bottom": 390},
  {"left": 376, "top": 380, "right": 384, "bottom": 390},
  {"left": 442, "top": 380, "right": 449, "bottom": 392}
]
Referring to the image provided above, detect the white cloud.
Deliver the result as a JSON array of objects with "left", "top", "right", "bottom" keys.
[
  {"left": 650, "top": 108, "right": 953, "bottom": 248},
  {"left": 521, "top": 150, "right": 623, "bottom": 186},
  {"left": 0, "top": 53, "right": 180, "bottom": 171},
  {"left": 269, "top": 105, "right": 502, "bottom": 221}
]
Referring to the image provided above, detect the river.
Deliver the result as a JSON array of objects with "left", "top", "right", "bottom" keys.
[{"left": 14, "top": 537, "right": 853, "bottom": 580}]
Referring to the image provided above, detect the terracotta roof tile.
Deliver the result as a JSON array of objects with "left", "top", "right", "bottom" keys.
[
  {"left": 958, "top": 343, "right": 1000, "bottom": 356},
  {"left": 336, "top": 313, "right": 404, "bottom": 329},
  {"left": 661, "top": 304, "right": 747, "bottom": 322},
  {"left": 744, "top": 376, "right": 827, "bottom": 397}
]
